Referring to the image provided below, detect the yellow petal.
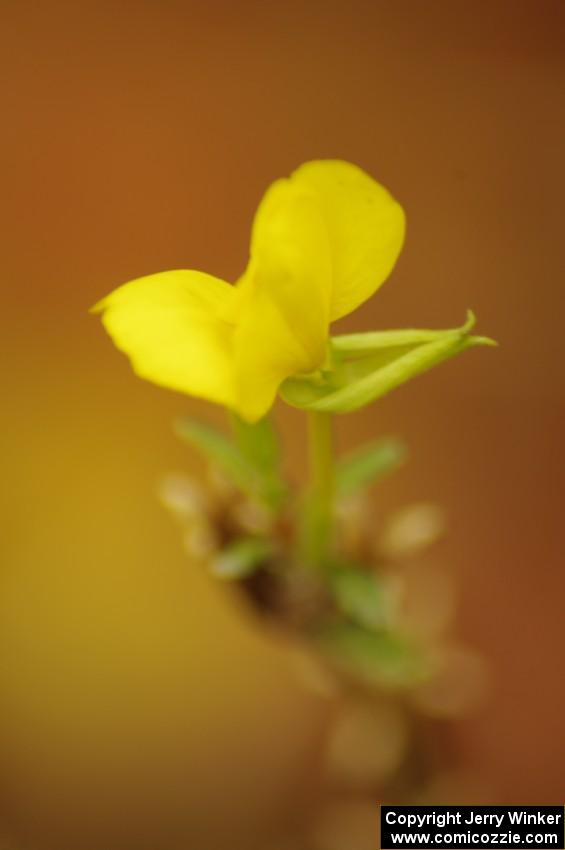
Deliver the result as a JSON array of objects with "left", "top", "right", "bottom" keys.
[
  {"left": 290, "top": 160, "right": 406, "bottom": 321},
  {"left": 92, "top": 270, "right": 237, "bottom": 407},
  {"left": 92, "top": 161, "right": 405, "bottom": 422},
  {"left": 233, "top": 178, "right": 334, "bottom": 421}
]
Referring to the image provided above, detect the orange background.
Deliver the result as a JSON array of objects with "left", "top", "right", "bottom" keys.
[{"left": 1, "top": 1, "right": 564, "bottom": 848}]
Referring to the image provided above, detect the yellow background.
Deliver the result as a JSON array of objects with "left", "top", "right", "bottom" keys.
[{"left": 1, "top": 1, "right": 564, "bottom": 847}]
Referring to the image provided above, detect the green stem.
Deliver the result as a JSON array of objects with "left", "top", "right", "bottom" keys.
[{"left": 304, "top": 410, "right": 335, "bottom": 567}]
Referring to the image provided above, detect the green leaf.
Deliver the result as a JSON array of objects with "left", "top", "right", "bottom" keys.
[
  {"left": 281, "top": 312, "right": 496, "bottom": 414},
  {"left": 210, "top": 537, "right": 275, "bottom": 580},
  {"left": 232, "top": 414, "right": 279, "bottom": 470},
  {"left": 329, "top": 563, "right": 390, "bottom": 629},
  {"left": 174, "top": 418, "right": 256, "bottom": 494},
  {"left": 335, "top": 437, "right": 407, "bottom": 497},
  {"left": 175, "top": 417, "right": 287, "bottom": 511},
  {"left": 232, "top": 415, "right": 287, "bottom": 509},
  {"left": 315, "top": 622, "right": 429, "bottom": 688}
]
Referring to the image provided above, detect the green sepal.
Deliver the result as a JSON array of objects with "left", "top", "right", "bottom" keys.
[
  {"left": 314, "top": 622, "right": 429, "bottom": 688},
  {"left": 210, "top": 536, "right": 275, "bottom": 580},
  {"left": 328, "top": 562, "right": 390, "bottom": 629},
  {"left": 281, "top": 311, "right": 496, "bottom": 414},
  {"left": 335, "top": 437, "right": 407, "bottom": 497},
  {"left": 331, "top": 325, "right": 463, "bottom": 356}
]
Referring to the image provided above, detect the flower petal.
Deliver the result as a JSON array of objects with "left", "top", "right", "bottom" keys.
[
  {"left": 92, "top": 270, "right": 237, "bottom": 407},
  {"left": 290, "top": 160, "right": 406, "bottom": 321},
  {"left": 233, "top": 177, "right": 334, "bottom": 421}
]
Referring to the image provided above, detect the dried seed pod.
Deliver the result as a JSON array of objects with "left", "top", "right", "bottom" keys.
[
  {"left": 378, "top": 502, "right": 446, "bottom": 560},
  {"left": 158, "top": 473, "right": 209, "bottom": 522}
]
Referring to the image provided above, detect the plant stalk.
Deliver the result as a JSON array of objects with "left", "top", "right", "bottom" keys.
[{"left": 304, "top": 410, "right": 335, "bottom": 567}]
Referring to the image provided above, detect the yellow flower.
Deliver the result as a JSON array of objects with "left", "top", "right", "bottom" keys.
[{"left": 93, "top": 160, "right": 405, "bottom": 422}]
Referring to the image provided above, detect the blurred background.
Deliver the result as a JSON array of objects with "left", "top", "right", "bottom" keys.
[{"left": 1, "top": 0, "right": 564, "bottom": 847}]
